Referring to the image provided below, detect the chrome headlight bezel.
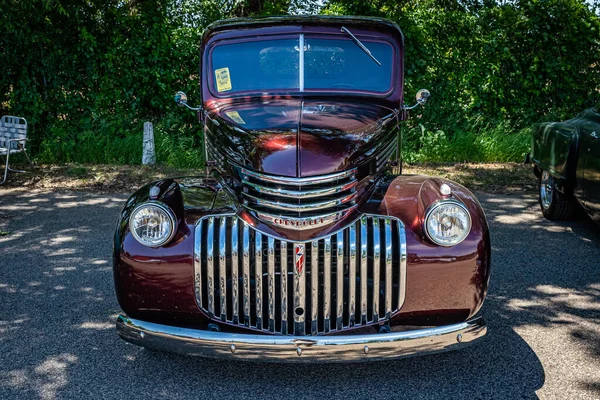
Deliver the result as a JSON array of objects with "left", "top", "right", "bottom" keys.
[
  {"left": 423, "top": 199, "right": 472, "bottom": 247},
  {"left": 129, "top": 201, "right": 177, "bottom": 247}
]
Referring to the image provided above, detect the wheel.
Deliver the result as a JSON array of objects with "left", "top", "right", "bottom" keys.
[{"left": 539, "top": 170, "right": 575, "bottom": 220}]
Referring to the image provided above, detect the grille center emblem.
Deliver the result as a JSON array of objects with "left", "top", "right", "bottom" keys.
[{"left": 294, "top": 244, "right": 305, "bottom": 276}]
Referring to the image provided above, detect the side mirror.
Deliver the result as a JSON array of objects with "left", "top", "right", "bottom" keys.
[
  {"left": 174, "top": 91, "right": 201, "bottom": 112},
  {"left": 416, "top": 89, "right": 431, "bottom": 105},
  {"left": 174, "top": 91, "right": 188, "bottom": 106},
  {"left": 404, "top": 89, "right": 431, "bottom": 110}
]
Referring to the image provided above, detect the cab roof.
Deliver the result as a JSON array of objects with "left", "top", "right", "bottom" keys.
[{"left": 203, "top": 15, "right": 404, "bottom": 45}]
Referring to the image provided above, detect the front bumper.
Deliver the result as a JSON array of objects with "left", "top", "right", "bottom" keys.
[{"left": 116, "top": 315, "right": 487, "bottom": 362}]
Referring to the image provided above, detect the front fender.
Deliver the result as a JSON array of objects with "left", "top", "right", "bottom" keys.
[
  {"left": 113, "top": 177, "right": 238, "bottom": 325},
  {"left": 531, "top": 121, "right": 579, "bottom": 185},
  {"left": 376, "top": 175, "right": 491, "bottom": 325}
]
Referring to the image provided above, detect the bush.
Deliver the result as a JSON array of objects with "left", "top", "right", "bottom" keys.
[{"left": 1, "top": 0, "right": 598, "bottom": 166}]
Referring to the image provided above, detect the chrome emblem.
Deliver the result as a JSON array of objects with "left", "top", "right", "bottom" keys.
[
  {"left": 255, "top": 208, "right": 356, "bottom": 231},
  {"left": 294, "top": 244, "right": 305, "bottom": 276}
]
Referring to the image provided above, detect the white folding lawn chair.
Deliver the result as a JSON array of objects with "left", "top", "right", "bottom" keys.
[{"left": 0, "top": 116, "right": 33, "bottom": 185}]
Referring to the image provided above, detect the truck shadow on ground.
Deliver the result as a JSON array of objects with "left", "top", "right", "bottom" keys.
[{"left": 0, "top": 189, "right": 599, "bottom": 399}]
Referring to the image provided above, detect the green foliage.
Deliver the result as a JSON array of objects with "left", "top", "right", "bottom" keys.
[
  {"left": 324, "top": 0, "right": 600, "bottom": 162},
  {"left": 1, "top": 0, "right": 599, "bottom": 166},
  {"left": 402, "top": 115, "right": 531, "bottom": 163}
]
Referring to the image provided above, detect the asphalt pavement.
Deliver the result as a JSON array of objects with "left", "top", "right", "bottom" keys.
[{"left": 1, "top": 188, "right": 599, "bottom": 399}]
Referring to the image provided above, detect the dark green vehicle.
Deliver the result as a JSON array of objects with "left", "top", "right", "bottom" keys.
[{"left": 529, "top": 101, "right": 600, "bottom": 222}]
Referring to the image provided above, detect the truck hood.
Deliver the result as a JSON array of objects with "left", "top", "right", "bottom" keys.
[{"left": 207, "top": 98, "right": 398, "bottom": 177}]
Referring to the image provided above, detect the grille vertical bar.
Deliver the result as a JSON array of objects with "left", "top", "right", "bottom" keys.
[
  {"left": 194, "top": 214, "right": 407, "bottom": 336},
  {"left": 207, "top": 217, "right": 215, "bottom": 317},
  {"left": 323, "top": 237, "right": 331, "bottom": 333},
  {"left": 293, "top": 243, "right": 306, "bottom": 335},
  {"left": 219, "top": 217, "right": 227, "bottom": 321},
  {"left": 310, "top": 241, "right": 319, "bottom": 336},
  {"left": 348, "top": 222, "right": 357, "bottom": 327},
  {"left": 360, "top": 217, "right": 368, "bottom": 325},
  {"left": 231, "top": 217, "right": 239, "bottom": 324},
  {"left": 267, "top": 237, "right": 276, "bottom": 332},
  {"left": 242, "top": 224, "right": 250, "bottom": 326},
  {"left": 335, "top": 233, "right": 344, "bottom": 331},
  {"left": 373, "top": 217, "right": 381, "bottom": 321},
  {"left": 384, "top": 218, "right": 393, "bottom": 318},
  {"left": 194, "top": 219, "right": 203, "bottom": 310},
  {"left": 255, "top": 232, "right": 263, "bottom": 330},
  {"left": 398, "top": 221, "right": 408, "bottom": 309},
  {"left": 280, "top": 241, "right": 288, "bottom": 335}
]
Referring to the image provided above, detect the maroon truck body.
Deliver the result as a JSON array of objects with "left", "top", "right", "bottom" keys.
[{"left": 114, "top": 16, "right": 490, "bottom": 362}]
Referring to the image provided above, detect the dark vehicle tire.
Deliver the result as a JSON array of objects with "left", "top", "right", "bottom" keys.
[{"left": 539, "top": 170, "right": 575, "bottom": 220}]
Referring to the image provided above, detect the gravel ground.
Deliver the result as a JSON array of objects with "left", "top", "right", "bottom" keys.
[{"left": 0, "top": 188, "right": 599, "bottom": 399}]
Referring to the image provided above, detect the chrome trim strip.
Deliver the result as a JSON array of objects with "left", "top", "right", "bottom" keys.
[
  {"left": 280, "top": 241, "right": 288, "bottom": 335},
  {"left": 193, "top": 219, "right": 203, "bottom": 309},
  {"left": 242, "top": 224, "right": 250, "bottom": 326},
  {"left": 293, "top": 243, "right": 306, "bottom": 335},
  {"left": 219, "top": 217, "right": 227, "bottom": 321},
  {"left": 348, "top": 222, "right": 357, "bottom": 327},
  {"left": 242, "top": 179, "right": 358, "bottom": 199},
  {"left": 255, "top": 232, "right": 263, "bottom": 330},
  {"left": 384, "top": 218, "right": 393, "bottom": 319},
  {"left": 310, "top": 241, "right": 319, "bottom": 336},
  {"left": 117, "top": 315, "right": 487, "bottom": 363},
  {"left": 267, "top": 236, "right": 275, "bottom": 332},
  {"left": 207, "top": 217, "right": 215, "bottom": 317},
  {"left": 323, "top": 237, "right": 331, "bottom": 333},
  {"left": 360, "top": 217, "right": 368, "bottom": 325},
  {"left": 243, "top": 192, "right": 357, "bottom": 212},
  {"left": 398, "top": 220, "right": 407, "bottom": 310},
  {"left": 231, "top": 217, "right": 239, "bottom": 324},
  {"left": 251, "top": 206, "right": 357, "bottom": 231},
  {"left": 373, "top": 217, "right": 381, "bottom": 321},
  {"left": 241, "top": 167, "right": 357, "bottom": 186},
  {"left": 336, "top": 233, "right": 344, "bottom": 331}
]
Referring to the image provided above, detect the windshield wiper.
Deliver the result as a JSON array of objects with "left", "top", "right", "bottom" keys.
[{"left": 341, "top": 26, "right": 382, "bottom": 66}]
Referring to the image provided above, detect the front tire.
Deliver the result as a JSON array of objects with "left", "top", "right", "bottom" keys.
[{"left": 539, "top": 170, "right": 574, "bottom": 220}]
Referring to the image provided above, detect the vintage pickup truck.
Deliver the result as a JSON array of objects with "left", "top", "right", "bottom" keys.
[
  {"left": 529, "top": 102, "right": 600, "bottom": 222},
  {"left": 113, "top": 16, "right": 490, "bottom": 362}
]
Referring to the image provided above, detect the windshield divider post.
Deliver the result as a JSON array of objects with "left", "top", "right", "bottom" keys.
[{"left": 299, "top": 34, "right": 305, "bottom": 92}]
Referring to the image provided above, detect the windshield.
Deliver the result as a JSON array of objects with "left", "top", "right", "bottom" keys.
[{"left": 210, "top": 35, "right": 394, "bottom": 95}]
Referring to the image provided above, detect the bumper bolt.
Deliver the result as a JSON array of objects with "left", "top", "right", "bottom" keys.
[
  {"left": 457, "top": 334, "right": 463, "bottom": 343},
  {"left": 139, "top": 331, "right": 145, "bottom": 339},
  {"left": 230, "top": 344, "right": 236, "bottom": 354},
  {"left": 296, "top": 347, "right": 302, "bottom": 356},
  {"left": 363, "top": 346, "right": 369, "bottom": 355}
]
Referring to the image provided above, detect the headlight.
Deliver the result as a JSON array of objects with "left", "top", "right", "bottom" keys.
[
  {"left": 424, "top": 200, "right": 471, "bottom": 246},
  {"left": 129, "top": 202, "right": 176, "bottom": 247}
]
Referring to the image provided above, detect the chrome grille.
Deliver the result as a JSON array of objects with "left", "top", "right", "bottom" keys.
[
  {"left": 240, "top": 168, "right": 358, "bottom": 221},
  {"left": 194, "top": 214, "right": 407, "bottom": 336}
]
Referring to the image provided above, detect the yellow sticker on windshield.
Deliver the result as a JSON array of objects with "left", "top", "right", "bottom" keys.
[
  {"left": 225, "top": 111, "right": 246, "bottom": 125},
  {"left": 215, "top": 67, "right": 232, "bottom": 92}
]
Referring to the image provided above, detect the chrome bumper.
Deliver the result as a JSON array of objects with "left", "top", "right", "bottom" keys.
[{"left": 116, "top": 315, "right": 487, "bottom": 362}]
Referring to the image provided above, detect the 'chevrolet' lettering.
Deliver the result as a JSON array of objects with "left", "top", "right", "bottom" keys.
[{"left": 273, "top": 218, "right": 326, "bottom": 227}]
